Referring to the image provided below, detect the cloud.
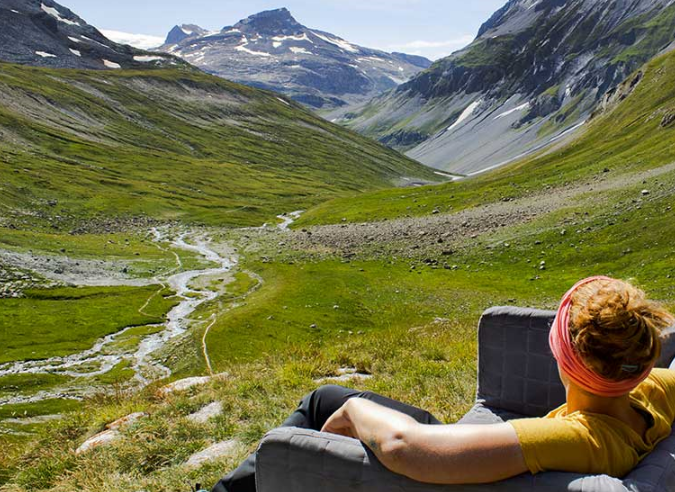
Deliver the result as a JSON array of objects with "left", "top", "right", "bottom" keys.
[
  {"left": 101, "top": 30, "right": 165, "bottom": 50},
  {"left": 388, "top": 35, "right": 474, "bottom": 60}
]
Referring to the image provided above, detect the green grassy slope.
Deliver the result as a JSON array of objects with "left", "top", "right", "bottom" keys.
[
  {"left": 297, "top": 50, "right": 675, "bottom": 227},
  {"left": 0, "top": 285, "right": 176, "bottom": 364},
  {"left": 0, "top": 63, "right": 439, "bottom": 229}
]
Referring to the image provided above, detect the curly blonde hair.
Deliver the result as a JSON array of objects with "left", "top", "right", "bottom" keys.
[{"left": 569, "top": 278, "right": 674, "bottom": 381}]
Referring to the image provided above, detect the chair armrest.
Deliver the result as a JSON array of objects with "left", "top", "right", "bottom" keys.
[
  {"left": 255, "top": 427, "right": 629, "bottom": 492},
  {"left": 476, "top": 306, "right": 565, "bottom": 417}
]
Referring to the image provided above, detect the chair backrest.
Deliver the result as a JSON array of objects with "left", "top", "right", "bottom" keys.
[
  {"left": 476, "top": 306, "right": 675, "bottom": 418},
  {"left": 476, "top": 306, "right": 564, "bottom": 417}
]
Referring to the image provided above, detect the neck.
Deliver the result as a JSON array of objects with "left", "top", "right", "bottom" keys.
[{"left": 566, "top": 384, "right": 632, "bottom": 417}]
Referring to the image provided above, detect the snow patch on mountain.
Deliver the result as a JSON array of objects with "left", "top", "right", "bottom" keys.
[
  {"left": 133, "top": 55, "right": 165, "bottom": 62},
  {"left": 103, "top": 59, "right": 121, "bottom": 69},
  {"left": 236, "top": 45, "right": 272, "bottom": 57},
  {"left": 312, "top": 32, "right": 359, "bottom": 53},
  {"left": 494, "top": 102, "right": 531, "bottom": 120},
  {"left": 41, "top": 3, "right": 80, "bottom": 26},
  {"left": 290, "top": 46, "right": 311, "bottom": 55},
  {"left": 447, "top": 100, "right": 482, "bottom": 132}
]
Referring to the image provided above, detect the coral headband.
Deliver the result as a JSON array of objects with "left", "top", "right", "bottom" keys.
[{"left": 549, "top": 276, "right": 655, "bottom": 397}]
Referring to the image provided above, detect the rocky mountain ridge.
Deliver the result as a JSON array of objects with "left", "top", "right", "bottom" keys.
[
  {"left": 343, "top": 0, "right": 675, "bottom": 174},
  {"left": 0, "top": 0, "right": 179, "bottom": 70},
  {"left": 159, "top": 8, "right": 432, "bottom": 109}
]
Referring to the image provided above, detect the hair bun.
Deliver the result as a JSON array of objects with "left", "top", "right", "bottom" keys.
[{"left": 569, "top": 279, "right": 673, "bottom": 381}]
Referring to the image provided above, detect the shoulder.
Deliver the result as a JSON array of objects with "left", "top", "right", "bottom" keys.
[
  {"left": 646, "top": 368, "right": 675, "bottom": 392},
  {"left": 509, "top": 414, "right": 635, "bottom": 476},
  {"left": 638, "top": 369, "right": 675, "bottom": 422}
]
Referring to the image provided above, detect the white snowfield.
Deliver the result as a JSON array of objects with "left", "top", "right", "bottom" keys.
[
  {"left": 40, "top": 3, "right": 80, "bottom": 26},
  {"left": 69, "top": 49, "right": 81, "bottom": 57},
  {"left": 133, "top": 55, "right": 165, "bottom": 62},
  {"left": 41, "top": 3, "right": 80, "bottom": 26},
  {"left": 67, "top": 36, "right": 81, "bottom": 44},
  {"left": 272, "top": 33, "right": 312, "bottom": 44},
  {"left": 236, "top": 45, "right": 273, "bottom": 57},
  {"left": 81, "top": 36, "right": 111, "bottom": 49},
  {"left": 35, "top": 51, "right": 57, "bottom": 58},
  {"left": 103, "top": 59, "right": 121, "bottom": 69},
  {"left": 236, "top": 36, "right": 273, "bottom": 57},
  {"left": 290, "top": 46, "right": 311, "bottom": 55},
  {"left": 447, "top": 99, "right": 482, "bottom": 132},
  {"left": 312, "top": 31, "right": 359, "bottom": 53},
  {"left": 494, "top": 102, "right": 531, "bottom": 120}
]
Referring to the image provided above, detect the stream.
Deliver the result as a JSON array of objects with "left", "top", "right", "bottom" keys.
[{"left": 0, "top": 229, "right": 236, "bottom": 405}]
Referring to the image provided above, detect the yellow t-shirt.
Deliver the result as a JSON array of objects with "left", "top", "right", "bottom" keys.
[{"left": 509, "top": 368, "right": 675, "bottom": 478}]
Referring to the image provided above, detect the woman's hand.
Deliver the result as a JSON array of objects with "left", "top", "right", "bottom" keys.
[{"left": 321, "top": 400, "right": 357, "bottom": 438}]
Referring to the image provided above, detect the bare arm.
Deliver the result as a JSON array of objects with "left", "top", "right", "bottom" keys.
[{"left": 321, "top": 399, "right": 527, "bottom": 484}]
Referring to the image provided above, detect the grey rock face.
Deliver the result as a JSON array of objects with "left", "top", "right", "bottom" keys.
[
  {"left": 159, "top": 8, "right": 432, "bottom": 109},
  {"left": 165, "top": 24, "right": 208, "bottom": 45},
  {"left": 0, "top": 0, "right": 180, "bottom": 70},
  {"left": 344, "top": 0, "right": 675, "bottom": 174}
]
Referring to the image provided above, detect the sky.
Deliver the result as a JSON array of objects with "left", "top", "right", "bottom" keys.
[{"left": 63, "top": 0, "right": 507, "bottom": 60}]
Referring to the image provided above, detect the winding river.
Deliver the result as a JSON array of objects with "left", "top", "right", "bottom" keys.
[{"left": 0, "top": 229, "right": 236, "bottom": 405}]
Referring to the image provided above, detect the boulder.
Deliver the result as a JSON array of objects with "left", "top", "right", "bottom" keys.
[
  {"left": 314, "top": 367, "right": 372, "bottom": 384},
  {"left": 76, "top": 412, "right": 146, "bottom": 454},
  {"left": 187, "top": 402, "right": 223, "bottom": 424},
  {"left": 158, "top": 373, "right": 228, "bottom": 396},
  {"left": 186, "top": 440, "right": 240, "bottom": 468}
]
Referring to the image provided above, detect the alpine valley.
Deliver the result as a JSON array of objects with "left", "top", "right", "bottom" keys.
[{"left": 2, "top": 1, "right": 675, "bottom": 490}]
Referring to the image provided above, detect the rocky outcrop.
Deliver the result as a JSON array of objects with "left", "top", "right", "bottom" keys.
[
  {"left": 158, "top": 374, "right": 228, "bottom": 397},
  {"left": 185, "top": 440, "right": 240, "bottom": 468},
  {"left": 187, "top": 402, "right": 223, "bottom": 424},
  {"left": 75, "top": 412, "right": 146, "bottom": 454},
  {"left": 165, "top": 24, "right": 208, "bottom": 45},
  {"left": 0, "top": 0, "right": 180, "bottom": 70},
  {"left": 159, "top": 8, "right": 431, "bottom": 109}
]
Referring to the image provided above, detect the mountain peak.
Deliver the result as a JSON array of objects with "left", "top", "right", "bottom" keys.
[
  {"left": 165, "top": 24, "right": 206, "bottom": 45},
  {"left": 233, "top": 8, "right": 303, "bottom": 35}
]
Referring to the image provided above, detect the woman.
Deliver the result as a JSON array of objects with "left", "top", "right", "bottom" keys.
[{"left": 214, "top": 276, "right": 675, "bottom": 491}]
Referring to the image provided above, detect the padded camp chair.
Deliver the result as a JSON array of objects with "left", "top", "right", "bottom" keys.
[{"left": 255, "top": 307, "right": 675, "bottom": 492}]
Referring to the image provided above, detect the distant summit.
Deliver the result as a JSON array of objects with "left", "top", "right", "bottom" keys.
[
  {"left": 159, "top": 8, "right": 431, "bottom": 110},
  {"left": 0, "top": 0, "right": 179, "bottom": 70},
  {"left": 235, "top": 8, "right": 304, "bottom": 35},
  {"left": 165, "top": 24, "right": 208, "bottom": 45}
]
